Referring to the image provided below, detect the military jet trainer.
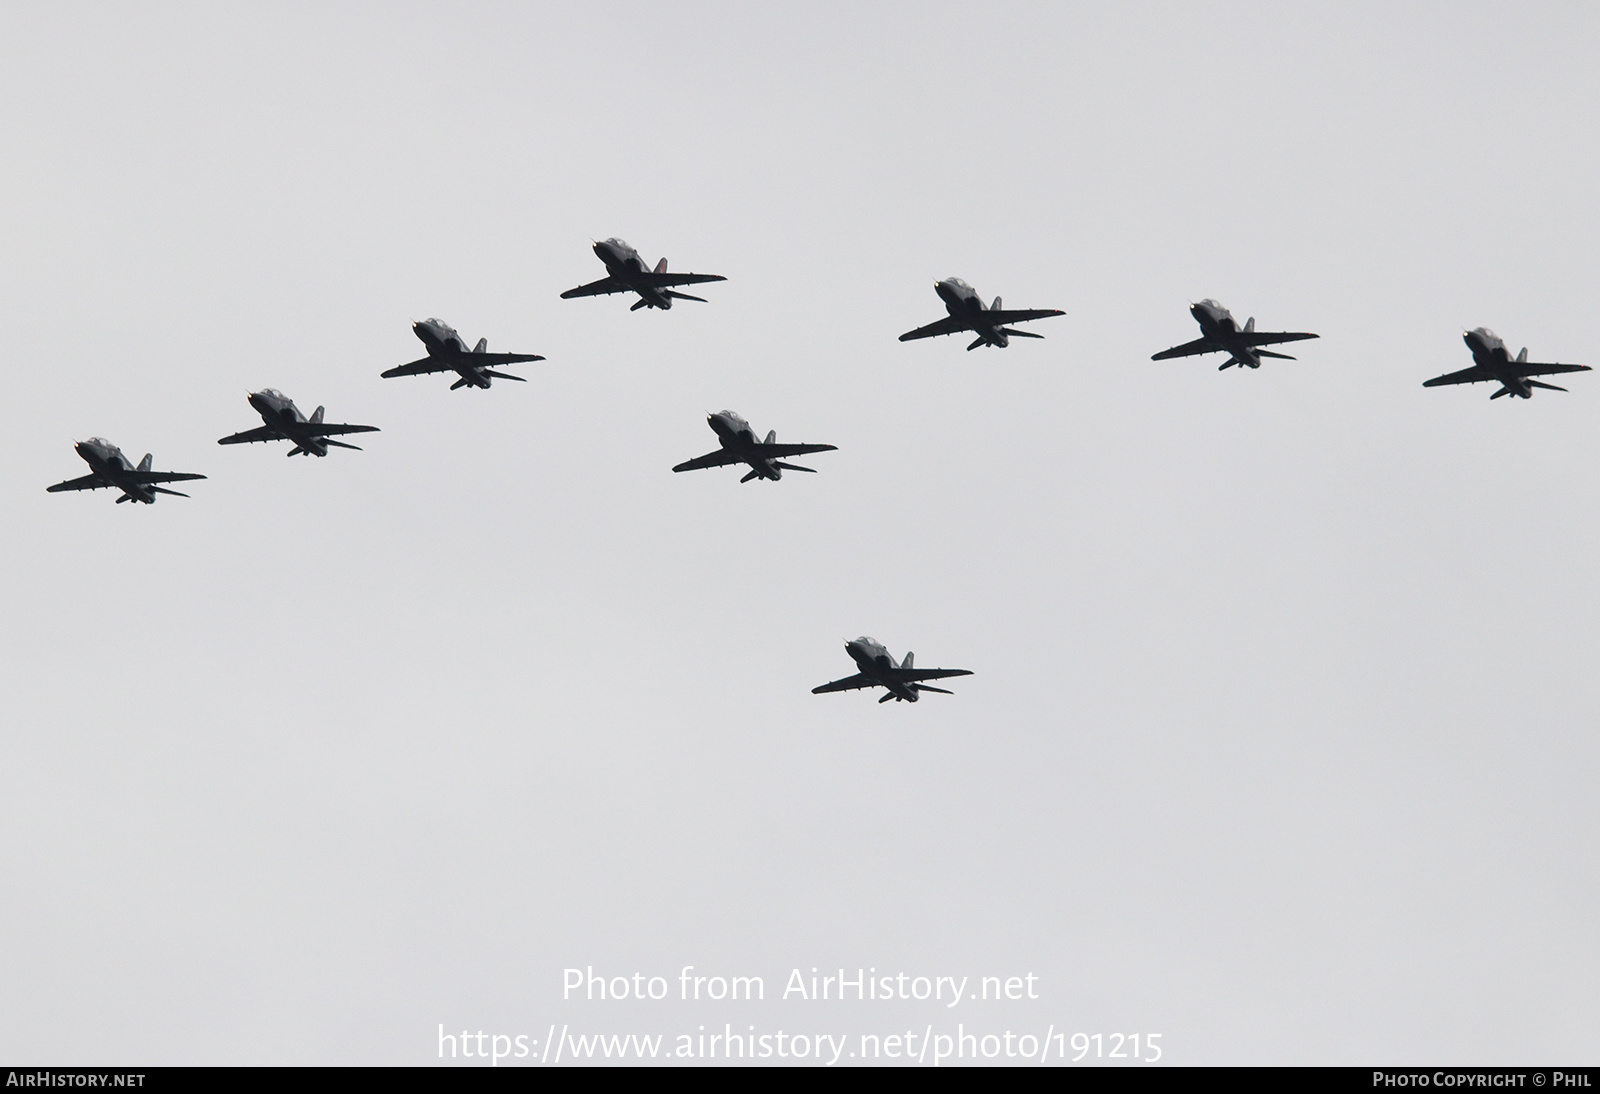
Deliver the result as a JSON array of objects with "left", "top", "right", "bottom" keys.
[
  {"left": 1423, "top": 328, "right": 1592, "bottom": 400},
  {"left": 218, "top": 389, "right": 379, "bottom": 457},
  {"left": 381, "top": 319, "right": 545, "bottom": 390},
  {"left": 46, "top": 438, "right": 206, "bottom": 504},
  {"left": 671, "top": 411, "right": 837, "bottom": 483},
  {"left": 811, "top": 637, "right": 973, "bottom": 704},
  {"left": 899, "top": 278, "right": 1065, "bottom": 350},
  {"left": 559, "top": 238, "right": 726, "bottom": 311},
  {"left": 1151, "top": 299, "right": 1318, "bottom": 369}
]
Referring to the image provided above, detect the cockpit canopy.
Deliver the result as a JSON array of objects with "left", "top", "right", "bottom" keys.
[
  {"left": 943, "top": 278, "right": 974, "bottom": 293},
  {"left": 602, "top": 237, "right": 634, "bottom": 252},
  {"left": 1197, "top": 298, "right": 1228, "bottom": 312},
  {"left": 259, "top": 388, "right": 286, "bottom": 400},
  {"left": 86, "top": 436, "right": 113, "bottom": 448},
  {"left": 1472, "top": 327, "right": 1501, "bottom": 343}
]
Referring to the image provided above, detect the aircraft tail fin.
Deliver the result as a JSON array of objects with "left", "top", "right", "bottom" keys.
[
  {"left": 474, "top": 337, "right": 488, "bottom": 354},
  {"left": 311, "top": 405, "right": 324, "bottom": 424},
  {"left": 137, "top": 453, "right": 152, "bottom": 472},
  {"left": 764, "top": 429, "right": 776, "bottom": 445},
  {"left": 1518, "top": 347, "right": 1529, "bottom": 363},
  {"left": 901, "top": 651, "right": 914, "bottom": 670},
  {"left": 655, "top": 257, "right": 668, "bottom": 274},
  {"left": 1244, "top": 316, "right": 1256, "bottom": 333},
  {"left": 739, "top": 469, "right": 761, "bottom": 483},
  {"left": 991, "top": 295, "right": 1001, "bottom": 311}
]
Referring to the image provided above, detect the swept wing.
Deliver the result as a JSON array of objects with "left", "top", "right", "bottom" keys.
[
  {"left": 1152, "top": 337, "right": 1218, "bottom": 360},
  {"left": 811, "top": 673, "right": 875, "bottom": 694},
  {"left": 899, "top": 316, "right": 968, "bottom": 342},
  {"left": 218, "top": 426, "right": 278, "bottom": 445},
  {"left": 890, "top": 668, "right": 974, "bottom": 683},
  {"left": 1239, "top": 330, "right": 1319, "bottom": 348},
  {"left": 46, "top": 474, "right": 109, "bottom": 492}
]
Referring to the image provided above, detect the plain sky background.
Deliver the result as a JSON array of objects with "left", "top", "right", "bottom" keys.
[{"left": 1, "top": 1, "right": 1597, "bottom": 1066}]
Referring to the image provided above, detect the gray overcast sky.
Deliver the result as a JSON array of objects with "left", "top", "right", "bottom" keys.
[{"left": 2, "top": 1, "right": 1597, "bottom": 1066}]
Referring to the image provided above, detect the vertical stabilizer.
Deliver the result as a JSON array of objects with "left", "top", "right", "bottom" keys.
[
  {"left": 474, "top": 337, "right": 488, "bottom": 354},
  {"left": 764, "top": 429, "right": 776, "bottom": 445},
  {"left": 901, "top": 651, "right": 914, "bottom": 670},
  {"left": 655, "top": 257, "right": 668, "bottom": 274},
  {"left": 138, "top": 453, "right": 152, "bottom": 472},
  {"left": 1518, "top": 347, "right": 1529, "bottom": 363},
  {"left": 1244, "top": 316, "right": 1255, "bottom": 333},
  {"left": 991, "top": 296, "right": 1001, "bottom": 312},
  {"left": 311, "top": 406, "right": 324, "bottom": 424}
]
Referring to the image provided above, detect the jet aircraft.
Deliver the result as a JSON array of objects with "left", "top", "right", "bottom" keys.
[
  {"left": 559, "top": 238, "right": 726, "bottom": 311},
  {"left": 671, "top": 411, "right": 837, "bottom": 483},
  {"left": 811, "top": 637, "right": 973, "bottom": 703},
  {"left": 46, "top": 438, "right": 205, "bottom": 504},
  {"left": 1151, "top": 300, "right": 1318, "bottom": 369},
  {"left": 381, "top": 319, "right": 544, "bottom": 390},
  {"left": 899, "top": 278, "right": 1064, "bottom": 350},
  {"left": 1422, "top": 328, "right": 1592, "bottom": 399},
  {"left": 218, "top": 389, "right": 379, "bottom": 456}
]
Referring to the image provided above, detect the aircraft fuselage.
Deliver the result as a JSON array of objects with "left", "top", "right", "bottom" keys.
[
  {"left": 73, "top": 439, "right": 157, "bottom": 503},
  {"left": 594, "top": 238, "right": 674, "bottom": 310},
  {"left": 247, "top": 389, "right": 329, "bottom": 456},
  {"left": 1464, "top": 328, "right": 1532, "bottom": 398},
  {"left": 936, "top": 278, "right": 1011, "bottom": 348},
  {"left": 1191, "top": 300, "right": 1262, "bottom": 368},
  {"left": 709, "top": 411, "right": 784, "bottom": 481},
  {"left": 846, "top": 637, "right": 920, "bottom": 702},
  {"left": 414, "top": 319, "right": 494, "bottom": 388}
]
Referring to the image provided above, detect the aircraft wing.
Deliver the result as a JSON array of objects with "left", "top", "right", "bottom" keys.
[
  {"left": 672, "top": 449, "right": 745, "bottom": 473},
  {"left": 747, "top": 443, "right": 838, "bottom": 459},
  {"left": 1239, "top": 331, "right": 1319, "bottom": 348},
  {"left": 1151, "top": 337, "right": 1219, "bottom": 360},
  {"left": 891, "top": 668, "right": 974, "bottom": 683},
  {"left": 1518, "top": 362, "right": 1592, "bottom": 378},
  {"left": 46, "top": 474, "right": 109, "bottom": 492},
  {"left": 811, "top": 673, "right": 876, "bottom": 694},
  {"left": 470, "top": 352, "right": 545, "bottom": 365},
  {"left": 217, "top": 426, "right": 279, "bottom": 445},
  {"left": 560, "top": 277, "right": 627, "bottom": 299},
  {"left": 129, "top": 471, "right": 206, "bottom": 484},
  {"left": 1422, "top": 365, "right": 1497, "bottom": 387},
  {"left": 382, "top": 357, "right": 454, "bottom": 377},
  {"left": 633, "top": 272, "right": 727, "bottom": 289},
  {"left": 985, "top": 308, "right": 1065, "bottom": 325},
  {"left": 898, "top": 316, "right": 971, "bottom": 341},
  {"left": 307, "top": 423, "right": 382, "bottom": 437}
]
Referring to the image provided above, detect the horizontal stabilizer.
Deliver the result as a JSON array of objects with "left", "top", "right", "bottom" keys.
[
  {"left": 772, "top": 461, "right": 816, "bottom": 473},
  {"left": 630, "top": 299, "right": 650, "bottom": 311},
  {"left": 996, "top": 327, "right": 1044, "bottom": 339},
  {"left": 149, "top": 486, "right": 190, "bottom": 497},
  {"left": 1254, "top": 349, "right": 1295, "bottom": 360},
  {"left": 663, "top": 290, "right": 707, "bottom": 302},
  {"left": 481, "top": 370, "right": 527, "bottom": 382},
  {"left": 739, "top": 469, "right": 761, "bottom": 483},
  {"left": 322, "top": 439, "right": 363, "bottom": 450},
  {"left": 912, "top": 684, "right": 954, "bottom": 695},
  {"left": 1526, "top": 379, "right": 1568, "bottom": 392}
]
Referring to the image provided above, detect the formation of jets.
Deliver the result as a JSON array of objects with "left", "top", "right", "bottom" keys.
[{"left": 47, "top": 237, "right": 1599, "bottom": 703}]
